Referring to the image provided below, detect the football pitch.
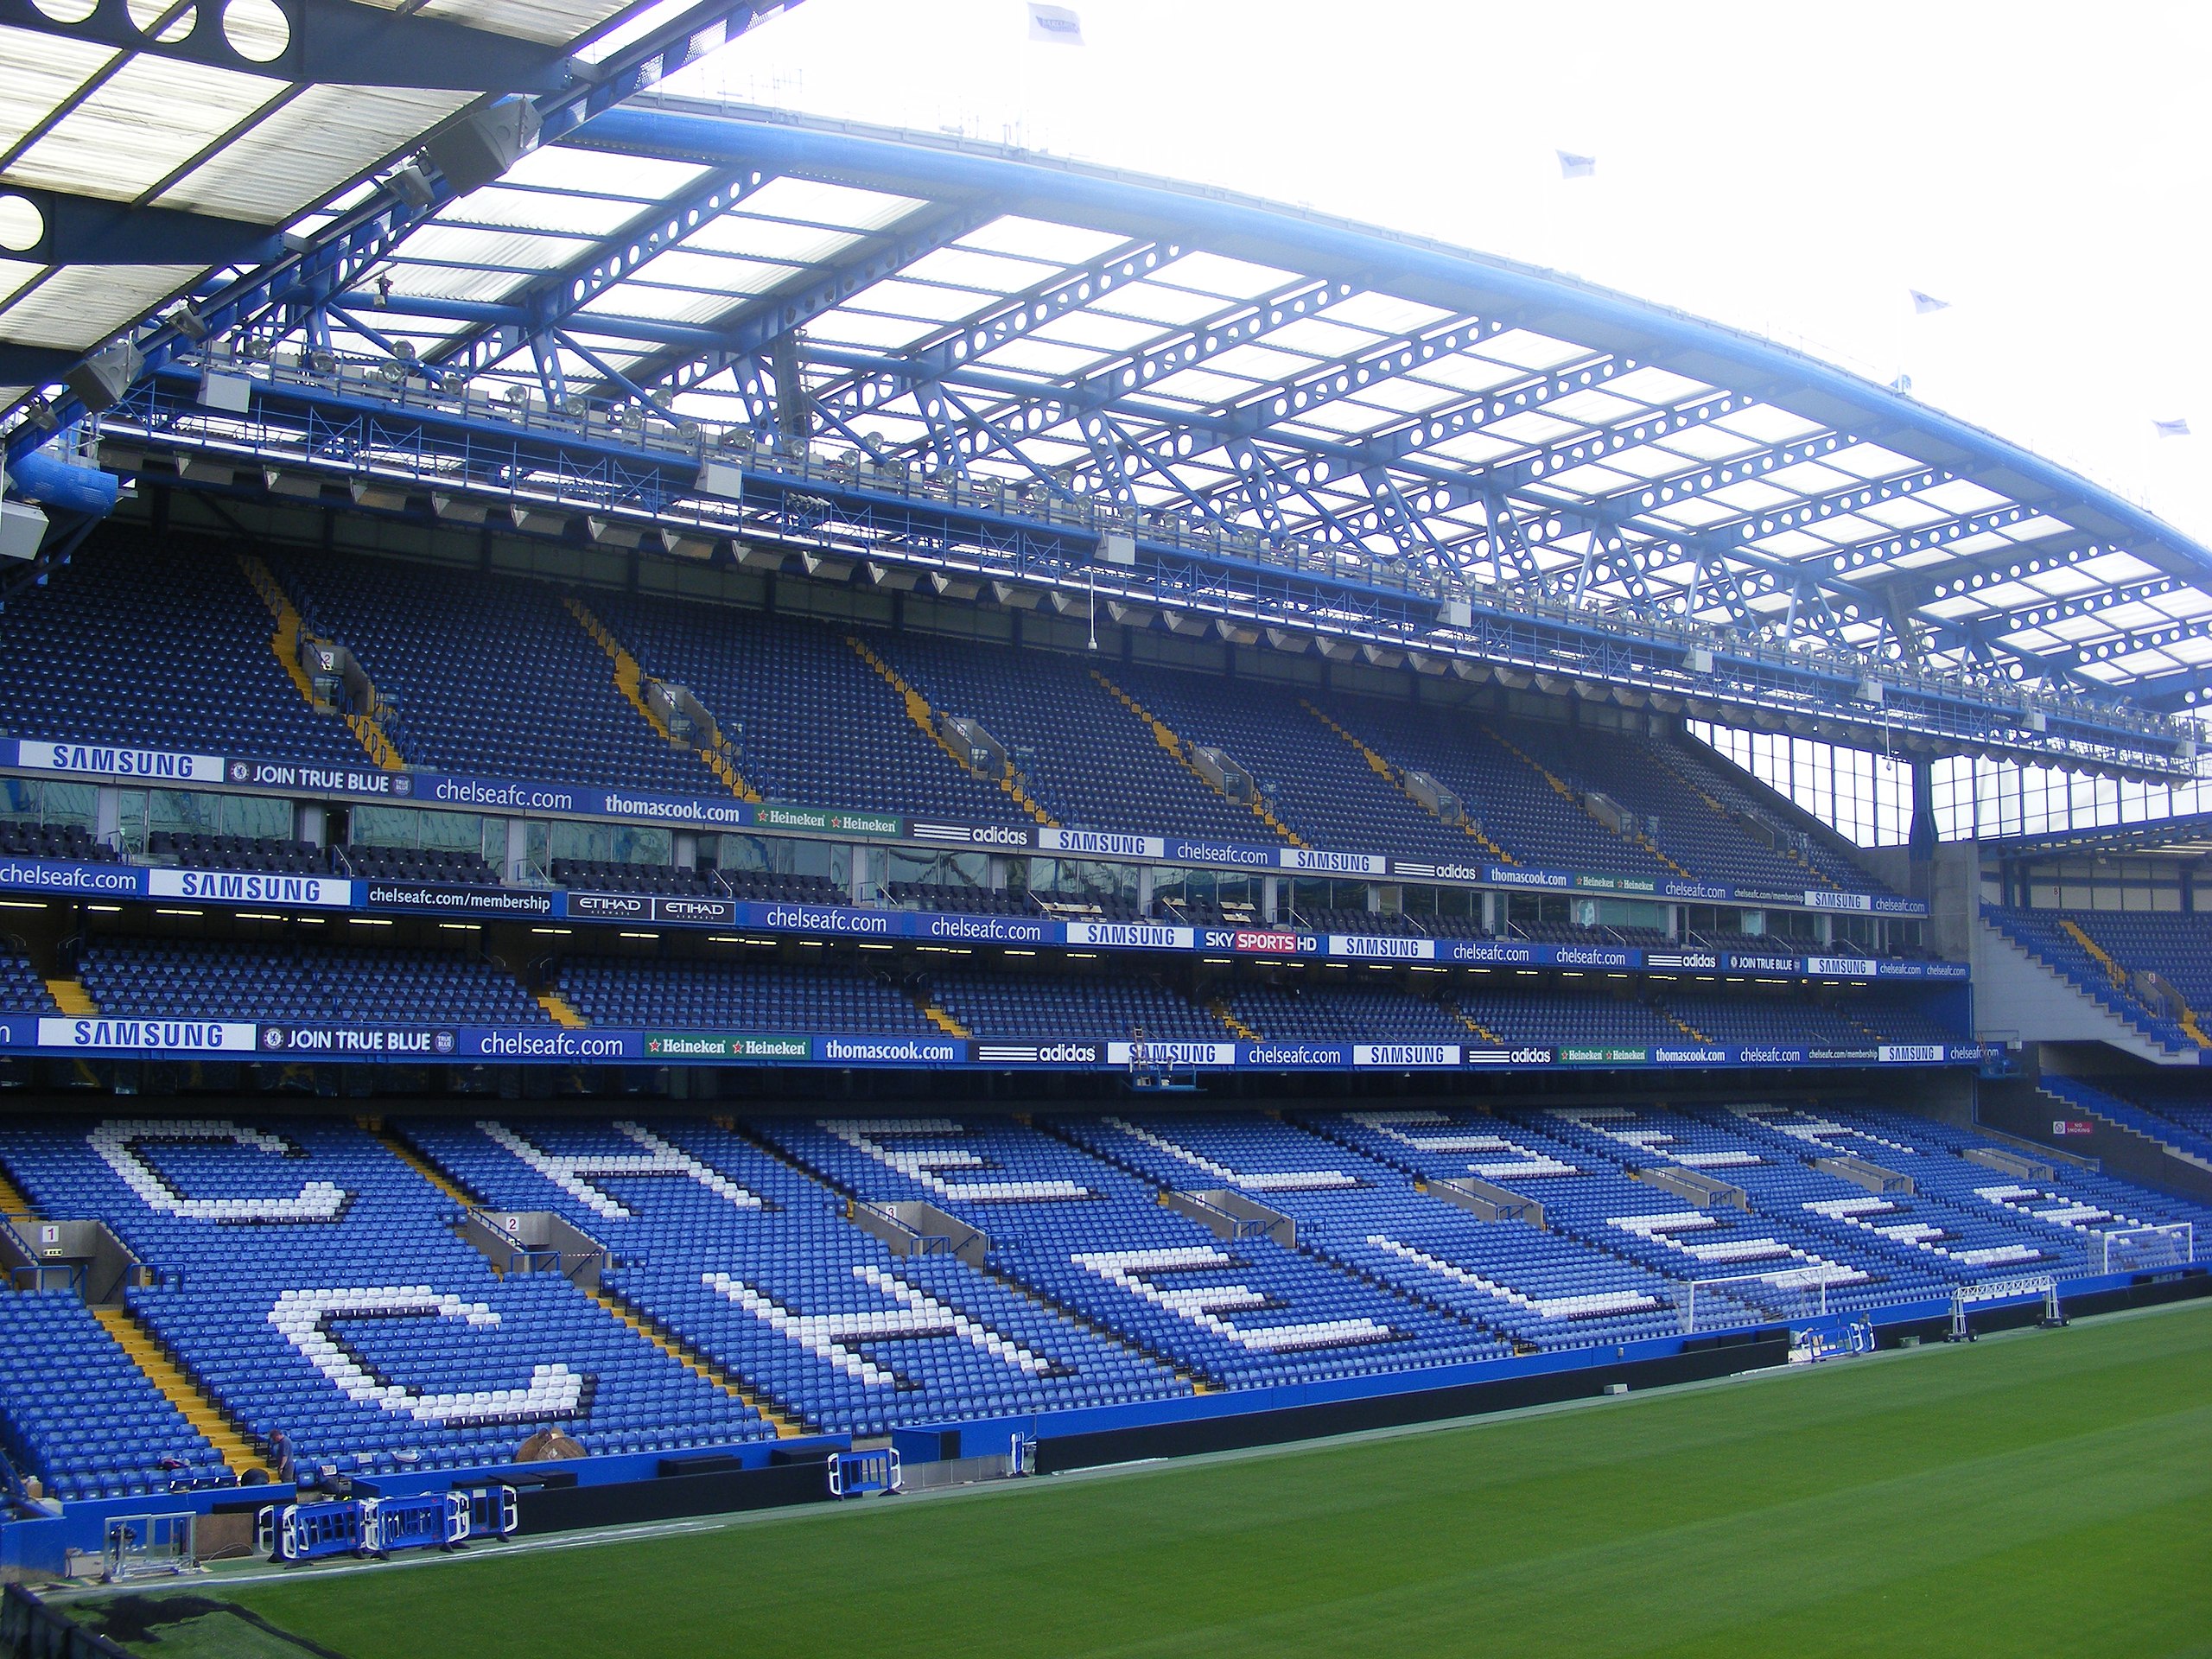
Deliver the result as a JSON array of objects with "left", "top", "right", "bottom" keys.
[{"left": 51, "top": 1299, "right": 2212, "bottom": 1659}]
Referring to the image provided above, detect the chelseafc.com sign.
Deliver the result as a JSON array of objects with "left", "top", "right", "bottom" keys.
[{"left": 260, "top": 1027, "right": 461, "bottom": 1057}]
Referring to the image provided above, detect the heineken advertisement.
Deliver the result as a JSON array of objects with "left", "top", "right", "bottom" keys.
[{"left": 0, "top": 735, "right": 1927, "bottom": 918}]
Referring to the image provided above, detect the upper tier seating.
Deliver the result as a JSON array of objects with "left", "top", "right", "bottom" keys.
[
  {"left": 875, "top": 633, "right": 1267, "bottom": 842},
  {"left": 0, "top": 538, "right": 363, "bottom": 768},
  {"left": 0, "top": 949, "right": 59, "bottom": 1014},
  {"left": 587, "top": 594, "right": 1020, "bottom": 823},
  {"left": 2061, "top": 911, "right": 2212, "bottom": 1020},
  {"left": 1, "top": 819, "right": 120, "bottom": 863},
  {"left": 1105, "top": 664, "right": 1489, "bottom": 861},
  {"left": 277, "top": 553, "right": 718, "bottom": 795},
  {"left": 556, "top": 956, "right": 936, "bottom": 1034},
  {"left": 1503, "top": 721, "right": 1872, "bottom": 895},
  {"left": 79, "top": 939, "right": 546, "bottom": 1026},
  {"left": 1670, "top": 745, "right": 1875, "bottom": 892},
  {"left": 2, "top": 536, "right": 1902, "bottom": 908},
  {"left": 1319, "top": 698, "right": 1673, "bottom": 876}
]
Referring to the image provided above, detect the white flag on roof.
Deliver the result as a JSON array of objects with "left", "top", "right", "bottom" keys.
[
  {"left": 2154, "top": 417, "right": 2193, "bottom": 438},
  {"left": 1027, "top": 3, "right": 1084, "bottom": 44},
  {"left": 1556, "top": 150, "right": 1597, "bottom": 179},
  {"left": 1910, "top": 289, "right": 1951, "bottom": 314}
]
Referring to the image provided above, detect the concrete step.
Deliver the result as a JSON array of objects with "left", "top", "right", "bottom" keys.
[
  {"left": 93, "top": 1305, "right": 265, "bottom": 1478},
  {"left": 537, "top": 990, "right": 588, "bottom": 1029},
  {"left": 588, "top": 1286, "right": 809, "bottom": 1438},
  {"left": 44, "top": 979, "right": 94, "bottom": 1017}
]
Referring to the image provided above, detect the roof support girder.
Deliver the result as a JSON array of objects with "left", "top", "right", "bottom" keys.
[
  {"left": 0, "top": 187, "right": 282, "bottom": 266},
  {"left": 0, "top": 0, "right": 572, "bottom": 92},
  {"left": 426, "top": 167, "right": 773, "bottom": 378},
  {"left": 632, "top": 201, "right": 1002, "bottom": 400}
]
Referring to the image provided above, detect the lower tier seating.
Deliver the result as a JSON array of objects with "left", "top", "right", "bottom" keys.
[
  {"left": 0, "top": 1102, "right": 2196, "bottom": 1499},
  {"left": 0, "top": 1293, "right": 227, "bottom": 1501}
]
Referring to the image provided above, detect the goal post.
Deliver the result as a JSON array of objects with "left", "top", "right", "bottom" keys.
[
  {"left": 2096, "top": 1223, "right": 2194, "bottom": 1274},
  {"left": 1676, "top": 1269, "right": 1834, "bottom": 1336}
]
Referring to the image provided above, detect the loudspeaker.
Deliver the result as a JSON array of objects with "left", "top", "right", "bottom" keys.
[
  {"left": 63, "top": 340, "right": 141, "bottom": 413},
  {"left": 0, "top": 499, "right": 50, "bottom": 562},
  {"left": 425, "top": 99, "right": 542, "bottom": 194}
]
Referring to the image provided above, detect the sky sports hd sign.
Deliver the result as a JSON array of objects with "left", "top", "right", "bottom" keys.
[{"left": 0, "top": 736, "right": 1925, "bottom": 917}]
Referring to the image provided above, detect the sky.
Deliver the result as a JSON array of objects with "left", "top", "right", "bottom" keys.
[{"left": 670, "top": 0, "right": 2212, "bottom": 546}]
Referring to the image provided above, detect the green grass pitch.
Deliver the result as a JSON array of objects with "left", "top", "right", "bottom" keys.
[{"left": 57, "top": 1300, "right": 2212, "bottom": 1658}]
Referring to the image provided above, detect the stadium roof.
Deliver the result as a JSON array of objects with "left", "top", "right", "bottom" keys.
[
  {"left": 0, "top": 0, "right": 799, "bottom": 395},
  {"left": 1983, "top": 811, "right": 2212, "bottom": 862},
  {"left": 6, "top": 85, "right": 2211, "bottom": 771}
]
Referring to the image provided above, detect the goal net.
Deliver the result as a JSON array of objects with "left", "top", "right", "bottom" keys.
[
  {"left": 2095, "top": 1223, "right": 2195, "bottom": 1274},
  {"left": 1675, "top": 1268, "right": 1837, "bottom": 1336}
]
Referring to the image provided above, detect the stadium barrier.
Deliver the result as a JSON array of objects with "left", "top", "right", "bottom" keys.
[
  {"left": 825, "top": 1450, "right": 899, "bottom": 1499},
  {"left": 256, "top": 1486, "right": 513, "bottom": 1563}
]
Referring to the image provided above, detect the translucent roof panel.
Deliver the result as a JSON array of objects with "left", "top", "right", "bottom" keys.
[{"left": 0, "top": 1, "right": 755, "bottom": 367}]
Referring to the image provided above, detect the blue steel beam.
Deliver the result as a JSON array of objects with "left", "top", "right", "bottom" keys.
[
  {"left": 604, "top": 201, "right": 1007, "bottom": 401},
  {"left": 2076, "top": 661, "right": 2210, "bottom": 715},
  {"left": 0, "top": 0, "right": 573, "bottom": 92},
  {"left": 357, "top": 280, "right": 1967, "bottom": 648},
  {"left": 0, "top": 188, "right": 282, "bottom": 267},
  {"left": 0, "top": 3, "right": 801, "bottom": 443},
  {"left": 1881, "top": 534, "right": 2116, "bottom": 610},
  {"left": 579, "top": 102, "right": 2212, "bottom": 601},
  {"left": 1969, "top": 573, "right": 2199, "bottom": 639},
  {"left": 422, "top": 167, "right": 779, "bottom": 378},
  {"left": 1579, "top": 439, "right": 1941, "bottom": 536},
  {"left": 864, "top": 268, "right": 1351, "bottom": 471}
]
